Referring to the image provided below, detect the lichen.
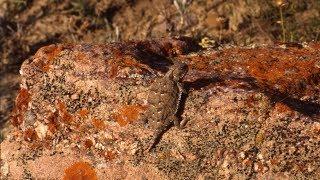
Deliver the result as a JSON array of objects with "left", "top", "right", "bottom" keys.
[
  {"left": 57, "top": 100, "right": 74, "bottom": 124},
  {"left": 91, "top": 119, "right": 106, "bottom": 130},
  {"left": 104, "top": 150, "right": 115, "bottom": 162},
  {"left": 11, "top": 88, "right": 31, "bottom": 127},
  {"left": 112, "top": 105, "right": 146, "bottom": 127},
  {"left": 34, "top": 45, "right": 63, "bottom": 72},
  {"left": 78, "top": 109, "right": 89, "bottom": 118},
  {"left": 47, "top": 111, "right": 59, "bottom": 134},
  {"left": 84, "top": 139, "right": 93, "bottom": 149},
  {"left": 23, "top": 128, "right": 38, "bottom": 142},
  {"left": 63, "top": 161, "right": 97, "bottom": 180}
]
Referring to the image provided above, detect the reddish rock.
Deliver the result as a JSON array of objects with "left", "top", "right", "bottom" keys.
[{"left": 1, "top": 37, "right": 320, "bottom": 179}]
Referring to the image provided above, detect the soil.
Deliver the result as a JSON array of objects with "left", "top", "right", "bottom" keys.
[{"left": 0, "top": 0, "right": 319, "bottom": 139}]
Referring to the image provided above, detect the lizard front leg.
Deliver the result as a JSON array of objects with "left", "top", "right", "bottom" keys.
[
  {"left": 177, "top": 82, "right": 187, "bottom": 94},
  {"left": 173, "top": 114, "right": 187, "bottom": 129},
  {"left": 177, "top": 82, "right": 188, "bottom": 128}
]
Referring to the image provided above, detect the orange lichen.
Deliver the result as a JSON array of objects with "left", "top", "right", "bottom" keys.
[
  {"left": 16, "top": 88, "right": 31, "bottom": 111},
  {"left": 92, "top": 119, "right": 106, "bottom": 130},
  {"left": 43, "top": 136, "right": 53, "bottom": 149},
  {"left": 103, "top": 37, "right": 199, "bottom": 79},
  {"left": 244, "top": 95, "right": 256, "bottom": 108},
  {"left": 24, "top": 128, "right": 38, "bottom": 142},
  {"left": 243, "top": 159, "right": 253, "bottom": 166},
  {"left": 11, "top": 112, "right": 24, "bottom": 127},
  {"left": 57, "top": 100, "right": 67, "bottom": 112},
  {"left": 113, "top": 105, "right": 146, "bottom": 127},
  {"left": 84, "top": 139, "right": 93, "bottom": 149},
  {"left": 47, "top": 111, "right": 60, "bottom": 133},
  {"left": 255, "top": 162, "right": 264, "bottom": 172},
  {"left": 274, "top": 102, "right": 292, "bottom": 113},
  {"left": 43, "top": 45, "right": 62, "bottom": 62},
  {"left": 76, "top": 52, "right": 87, "bottom": 62},
  {"left": 113, "top": 115, "right": 127, "bottom": 127},
  {"left": 42, "top": 64, "right": 51, "bottom": 72},
  {"left": 61, "top": 112, "right": 74, "bottom": 123},
  {"left": 11, "top": 88, "right": 32, "bottom": 127},
  {"left": 29, "top": 141, "right": 44, "bottom": 150},
  {"left": 123, "top": 57, "right": 140, "bottom": 66},
  {"left": 123, "top": 57, "right": 154, "bottom": 72},
  {"left": 78, "top": 109, "right": 89, "bottom": 118},
  {"left": 189, "top": 45, "right": 319, "bottom": 98},
  {"left": 108, "top": 54, "right": 154, "bottom": 78},
  {"left": 108, "top": 64, "right": 119, "bottom": 78},
  {"left": 186, "top": 55, "right": 210, "bottom": 71},
  {"left": 35, "top": 45, "right": 62, "bottom": 72},
  {"left": 104, "top": 150, "right": 115, "bottom": 161},
  {"left": 63, "top": 161, "right": 97, "bottom": 180},
  {"left": 237, "top": 47, "right": 319, "bottom": 96},
  {"left": 270, "top": 158, "right": 279, "bottom": 165},
  {"left": 57, "top": 100, "right": 74, "bottom": 123}
]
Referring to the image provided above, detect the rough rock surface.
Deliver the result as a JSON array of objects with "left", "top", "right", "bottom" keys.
[{"left": 1, "top": 37, "right": 320, "bottom": 179}]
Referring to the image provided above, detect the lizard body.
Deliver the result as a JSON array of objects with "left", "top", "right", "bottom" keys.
[{"left": 142, "top": 62, "right": 188, "bottom": 151}]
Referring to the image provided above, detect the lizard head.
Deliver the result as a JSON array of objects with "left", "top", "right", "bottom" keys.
[{"left": 170, "top": 62, "right": 188, "bottom": 82}]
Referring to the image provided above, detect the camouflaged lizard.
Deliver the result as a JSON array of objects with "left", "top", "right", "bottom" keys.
[{"left": 142, "top": 62, "right": 188, "bottom": 151}]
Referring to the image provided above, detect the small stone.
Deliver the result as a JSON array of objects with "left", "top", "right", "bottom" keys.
[
  {"left": 0, "top": 161, "right": 9, "bottom": 178},
  {"left": 171, "top": 149, "right": 185, "bottom": 160},
  {"left": 95, "top": 143, "right": 105, "bottom": 150},
  {"left": 254, "top": 162, "right": 264, "bottom": 172},
  {"left": 222, "top": 159, "right": 229, "bottom": 168},
  {"left": 71, "top": 94, "right": 79, "bottom": 100},
  {"left": 288, "top": 146, "right": 296, "bottom": 155},
  {"left": 239, "top": 152, "right": 245, "bottom": 159},
  {"left": 308, "top": 164, "right": 314, "bottom": 172},
  {"left": 314, "top": 60, "right": 320, "bottom": 68},
  {"left": 129, "top": 142, "right": 139, "bottom": 155},
  {"left": 257, "top": 153, "right": 263, "bottom": 160},
  {"left": 34, "top": 123, "right": 48, "bottom": 140}
]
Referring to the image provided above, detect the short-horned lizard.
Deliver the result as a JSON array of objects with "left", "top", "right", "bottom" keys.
[{"left": 142, "top": 62, "right": 188, "bottom": 151}]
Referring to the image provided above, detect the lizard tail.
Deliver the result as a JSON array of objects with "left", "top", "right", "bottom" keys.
[{"left": 147, "top": 121, "right": 173, "bottom": 152}]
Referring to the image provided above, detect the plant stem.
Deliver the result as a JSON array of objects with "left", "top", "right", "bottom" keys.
[{"left": 279, "top": 6, "right": 286, "bottom": 42}]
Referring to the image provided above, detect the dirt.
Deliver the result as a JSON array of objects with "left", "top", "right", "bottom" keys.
[{"left": 0, "top": 0, "right": 319, "bottom": 145}]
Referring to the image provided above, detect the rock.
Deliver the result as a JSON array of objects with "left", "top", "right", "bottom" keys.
[{"left": 1, "top": 38, "right": 320, "bottom": 179}]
